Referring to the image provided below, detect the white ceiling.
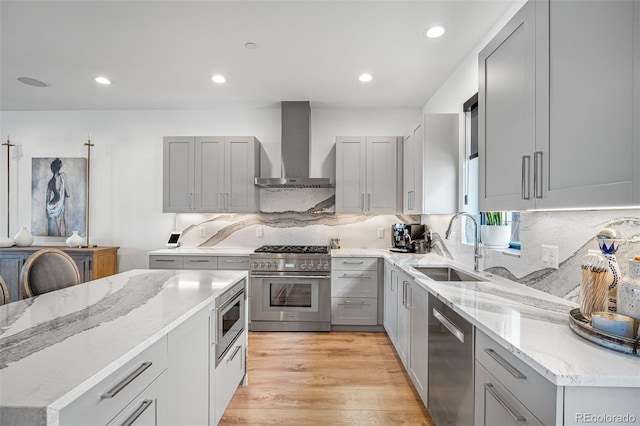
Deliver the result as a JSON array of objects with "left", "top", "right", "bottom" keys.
[{"left": 0, "top": 0, "right": 514, "bottom": 111}]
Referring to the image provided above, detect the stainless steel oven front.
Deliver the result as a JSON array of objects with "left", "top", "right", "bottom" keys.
[
  {"left": 213, "top": 279, "right": 245, "bottom": 366},
  {"left": 250, "top": 272, "right": 331, "bottom": 331}
]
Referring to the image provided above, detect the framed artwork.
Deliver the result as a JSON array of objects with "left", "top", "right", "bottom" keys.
[{"left": 31, "top": 157, "right": 87, "bottom": 237}]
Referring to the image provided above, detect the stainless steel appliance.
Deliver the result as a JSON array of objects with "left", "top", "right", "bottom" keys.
[
  {"left": 250, "top": 245, "right": 331, "bottom": 331},
  {"left": 391, "top": 223, "right": 426, "bottom": 252},
  {"left": 213, "top": 279, "right": 246, "bottom": 366},
  {"left": 428, "top": 293, "right": 474, "bottom": 425}
]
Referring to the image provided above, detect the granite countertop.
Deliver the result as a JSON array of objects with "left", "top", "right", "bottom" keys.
[
  {"left": 0, "top": 269, "right": 247, "bottom": 417},
  {"left": 334, "top": 249, "right": 640, "bottom": 388}
]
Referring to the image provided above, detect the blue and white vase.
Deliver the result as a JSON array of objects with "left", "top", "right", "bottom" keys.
[{"left": 598, "top": 237, "right": 622, "bottom": 312}]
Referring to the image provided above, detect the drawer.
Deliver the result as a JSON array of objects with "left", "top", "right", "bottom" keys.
[
  {"left": 475, "top": 361, "right": 544, "bottom": 426},
  {"left": 218, "top": 256, "right": 250, "bottom": 270},
  {"left": 331, "top": 297, "right": 377, "bottom": 325},
  {"left": 149, "top": 255, "right": 184, "bottom": 269},
  {"left": 60, "top": 336, "right": 168, "bottom": 426},
  {"left": 213, "top": 330, "right": 246, "bottom": 424},
  {"left": 332, "top": 257, "right": 378, "bottom": 271},
  {"left": 331, "top": 271, "right": 378, "bottom": 298},
  {"left": 106, "top": 371, "right": 167, "bottom": 426},
  {"left": 183, "top": 256, "right": 218, "bottom": 270},
  {"left": 475, "top": 330, "right": 558, "bottom": 426}
]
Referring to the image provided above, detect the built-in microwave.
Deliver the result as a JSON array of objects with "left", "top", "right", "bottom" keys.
[{"left": 212, "top": 279, "right": 245, "bottom": 366}]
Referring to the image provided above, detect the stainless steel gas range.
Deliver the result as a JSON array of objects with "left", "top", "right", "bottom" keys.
[{"left": 250, "top": 245, "right": 331, "bottom": 331}]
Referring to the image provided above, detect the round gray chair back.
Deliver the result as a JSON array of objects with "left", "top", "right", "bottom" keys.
[
  {"left": 0, "top": 275, "right": 8, "bottom": 305},
  {"left": 21, "top": 249, "right": 81, "bottom": 298}
]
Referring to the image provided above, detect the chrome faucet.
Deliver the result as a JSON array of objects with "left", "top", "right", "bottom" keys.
[{"left": 445, "top": 212, "right": 482, "bottom": 272}]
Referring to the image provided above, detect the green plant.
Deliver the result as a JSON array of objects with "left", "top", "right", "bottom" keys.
[{"left": 482, "top": 211, "right": 508, "bottom": 226}]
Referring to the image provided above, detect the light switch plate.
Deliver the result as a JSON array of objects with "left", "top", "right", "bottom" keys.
[
  {"left": 541, "top": 244, "right": 559, "bottom": 269},
  {"left": 256, "top": 226, "right": 263, "bottom": 238},
  {"left": 198, "top": 227, "right": 206, "bottom": 238},
  {"left": 377, "top": 228, "right": 384, "bottom": 239}
]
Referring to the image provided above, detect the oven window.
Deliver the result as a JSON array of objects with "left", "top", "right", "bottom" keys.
[
  {"left": 222, "top": 300, "right": 241, "bottom": 337},
  {"left": 269, "top": 283, "right": 312, "bottom": 308}
]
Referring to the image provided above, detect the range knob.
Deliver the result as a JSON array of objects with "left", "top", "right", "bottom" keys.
[
  {"left": 323, "top": 262, "right": 329, "bottom": 270},
  {"left": 317, "top": 263, "right": 323, "bottom": 270},
  {"left": 271, "top": 262, "right": 279, "bottom": 269},
  {"left": 300, "top": 262, "right": 307, "bottom": 270},
  {"left": 259, "top": 262, "right": 265, "bottom": 269},
  {"left": 266, "top": 262, "right": 272, "bottom": 269},
  {"left": 252, "top": 262, "right": 259, "bottom": 268}
]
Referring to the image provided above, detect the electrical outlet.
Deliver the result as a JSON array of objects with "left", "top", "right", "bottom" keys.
[
  {"left": 256, "top": 226, "right": 263, "bottom": 238},
  {"left": 377, "top": 228, "right": 384, "bottom": 239},
  {"left": 198, "top": 226, "right": 206, "bottom": 238},
  {"left": 541, "top": 245, "right": 559, "bottom": 269}
]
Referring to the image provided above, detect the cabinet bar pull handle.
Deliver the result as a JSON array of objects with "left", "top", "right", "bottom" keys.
[
  {"left": 344, "top": 300, "right": 366, "bottom": 305},
  {"left": 225, "top": 193, "right": 229, "bottom": 211},
  {"left": 390, "top": 270, "right": 396, "bottom": 291},
  {"left": 154, "top": 259, "right": 176, "bottom": 262},
  {"left": 521, "top": 155, "right": 531, "bottom": 200},
  {"left": 343, "top": 261, "right": 364, "bottom": 264},
  {"left": 360, "top": 193, "right": 365, "bottom": 211},
  {"left": 219, "top": 193, "right": 223, "bottom": 211},
  {"left": 534, "top": 151, "right": 543, "bottom": 199},
  {"left": 407, "top": 192, "right": 410, "bottom": 210},
  {"left": 120, "top": 399, "right": 153, "bottom": 426},
  {"left": 484, "top": 348, "right": 527, "bottom": 379},
  {"left": 484, "top": 383, "right": 526, "bottom": 422},
  {"left": 433, "top": 308, "right": 464, "bottom": 343},
  {"left": 101, "top": 362, "right": 152, "bottom": 399},
  {"left": 211, "top": 308, "right": 218, "bottom": 345},
  {"left": 227, "top": 345, "right": 242, "bottom": 362},
  {"left": 367, "top": 193, "right": 371, "bottom": 212},
  {"left": 341, "top": 273, "right": 369, "bottom": 278},
  {"left": 187, "top": 259, "right": 210, "bottom": 263},
  {"left": 402, "top": 281, "right": 408, "bottom": 306},
  {"left": 223, "top": 260, "right": 246, "bottom": 263}
]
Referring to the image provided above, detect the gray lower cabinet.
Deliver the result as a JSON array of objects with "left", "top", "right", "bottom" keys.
[
  {"left": 330, "top": 257, "right": 379, "bottom": 325},
  {"left": 408, "top": 282, "right": 428, "bottom": 408}
]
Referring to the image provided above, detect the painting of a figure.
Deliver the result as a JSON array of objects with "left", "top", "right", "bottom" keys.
[{"left": 31, "top": 158, "right": 86, "bottom": 237}]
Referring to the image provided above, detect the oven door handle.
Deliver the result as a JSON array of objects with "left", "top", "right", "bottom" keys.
[{"left": 250, "top": 274, "right": 330, "bottom": 279}]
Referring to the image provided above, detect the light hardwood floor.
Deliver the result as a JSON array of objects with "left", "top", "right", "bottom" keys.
[{"left": 220, "top": 332, "right": 435, "bottom": 425}]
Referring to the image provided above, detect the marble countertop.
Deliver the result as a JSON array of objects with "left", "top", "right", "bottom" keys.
[
  {"left": 333, "top": 249, "right": 640, "bottom": 388},
  {"left": 149, "top": 247, "right": 254, "bottom": 256},
  {"left": 0, "top": 269, "right": 247, "bottom": 416}
]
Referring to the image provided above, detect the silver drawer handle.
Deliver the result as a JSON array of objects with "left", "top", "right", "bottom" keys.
[
  {"left": 101, "top": 362, "right": 152, "bottom": 399},
  {"left": 120, "top": 399, "right": 153, "bottom": 426},
  {"left": 343, "top": 261, "right": 364, "bottom": 264},
  {"left": 484, "top": 348, "right": 527, "bottom": 379},
  {"left": 432, "top": 308, "right": 464, "bottom": 343},
  {"left": 154, "top": 259, "right": 176, "bottom": 262},
  {"left": 187, "top": 259, "right": 210, "bottom": 263},
  {"left": 484, "top": 383, "right": 526, "bottom": 422},
  {"left": 344, "top": 300, "right": 366, "bottom": 305},
  {"left": 340, "top": 274, "right": 370, "bottom": 278},
  {"left": 227, "top": 345, "right": 242, "bottom": 363},
  {"left": 223, "top": 260, "right": 246, "bottom": 263}
]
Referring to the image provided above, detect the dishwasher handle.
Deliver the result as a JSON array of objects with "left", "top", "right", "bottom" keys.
[{"left": 432, "top": 307, "right": 465, "bottom": 343}]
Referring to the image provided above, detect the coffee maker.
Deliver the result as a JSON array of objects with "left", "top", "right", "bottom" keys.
[{"left": 391, "top": 223, "right": 426, "bottom": 252}]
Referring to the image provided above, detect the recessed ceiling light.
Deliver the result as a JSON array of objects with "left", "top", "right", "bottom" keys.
[
  {"left": 359, "top": 73, "right": 373, "bottom": 82},
  {"left": 211, "top": 75, "right": 226, "bottom": 84},
  {"left": 17, "top": 77, "right": 48, "bottom": 87},
  {"left": 425, "top": 26, "right": 445, "bottom": 39},
  {"left": 95, "top": 77, "right": 111, "bottom": 85}
]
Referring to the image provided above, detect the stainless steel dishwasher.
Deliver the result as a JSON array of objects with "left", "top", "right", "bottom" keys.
[{"left": 428, "top": 293, "right": 474, "bottom": 425}]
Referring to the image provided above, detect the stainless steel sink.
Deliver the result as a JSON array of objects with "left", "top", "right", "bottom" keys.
[{"left": 413, "top": 266, "right": 486, "bottom": 282}]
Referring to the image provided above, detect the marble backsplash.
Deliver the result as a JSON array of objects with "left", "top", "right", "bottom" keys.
[{"left": 175, "top": 189, "right": 640, "bottom": 302}]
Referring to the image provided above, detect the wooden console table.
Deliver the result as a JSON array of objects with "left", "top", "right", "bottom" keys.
[{"left": 0, "top": 246, "right": 119, "bottom": 303}]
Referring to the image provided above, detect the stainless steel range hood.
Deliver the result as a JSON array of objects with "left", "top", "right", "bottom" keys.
[{"left": 255, "top": 101, "right": 333, "bottom": 188}]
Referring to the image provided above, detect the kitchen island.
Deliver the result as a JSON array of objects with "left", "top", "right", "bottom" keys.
[{"left": 0, "top": 268, "right": 247, "bottom": 426}]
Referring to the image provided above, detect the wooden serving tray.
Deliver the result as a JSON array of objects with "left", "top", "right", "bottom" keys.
[{"left": 568, "top": 308, "right": 639, "bottom": 356}]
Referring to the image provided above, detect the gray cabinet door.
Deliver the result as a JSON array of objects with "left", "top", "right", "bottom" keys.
[
  {"left": 479, "top": 1, "right": 536, "bottom": 211},
  {"left": 536, "top": 0, "right": 636, "bottom": 208},
  {"left": 395, "top": 271, "right": 411, "bottom": 369},
  {"left": 402, "top": 130, "right": 416, "bottom": 214},
  {"left": 163, "top": 137, "right": 195, "bottom": 212},
  {"left": 383, "top": 262, "right": 398, "bottom": 343},
  {"left": 366, "top": 136, "right": 397, "bottom": 214},
  {"left": 196, "top": 137, "right": 225, "bottom": 212},
  {"left": 0, "top": 254, "right": 27, "bottom": 302},
  {"left": 225, "top": 137, "right": 259, "bottom": 213},
  {"left": 336, "top": 136, "right": 367, "bottom": 213},
  {"left": 68, "top": 253, "right": 92, "bottom": 282},
  {"left": 408, "top": 282, "right": 428, "bottom": 407}
]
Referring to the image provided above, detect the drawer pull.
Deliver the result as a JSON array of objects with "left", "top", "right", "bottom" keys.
[
  {"left": 120, "top": 399, "right": 153, "bottom": 426},
  {"left": 227, "top": 345, "right": 242, "bottom": 363},
  {"left": 223, "top": 260, "right": 246, "bottom": 263},
  {"left": 154, "top": 259, "right": 176, "bottom": 262},
  {"left": 484, "top": 348, "right": 527, "bottom": 379},
  {"left": 101, "top": 362, "right": 152, "bottom": 399},
  {"left": 187, "top": 259, "right": 210, "bottom": 263},
  {"left": 343, "top": 261, "right": 364, "bottom": 264},
  {"left": 340, "top": 274, "right": 370, "bottom": 278},
  {"left": 484, "top": 383, "right": 526, "bottom": 422},
  {"left": 344, "top": 300, "right": 366, "bottom": 305}
]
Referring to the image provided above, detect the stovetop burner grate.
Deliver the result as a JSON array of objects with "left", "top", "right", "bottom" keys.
[{"left": 254, "top": 245, "right": 330, "bottom": 254}]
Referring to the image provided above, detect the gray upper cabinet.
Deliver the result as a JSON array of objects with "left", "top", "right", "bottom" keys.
[
  {"left": 335, "top": 136, "right": 399, "bottom": 214},
  {"left": 403, "top": 114, "right": 459, "bottom": 214},
  {"left": 163, "top": 136, "right": 260, "bottom": 213},
  {"left": 479, "top": 0, "right": 639, "bottom": 211}
]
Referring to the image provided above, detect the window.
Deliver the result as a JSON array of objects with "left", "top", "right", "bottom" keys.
[{"left": 462, "top": 93, "right": 521, "bottom": 249}]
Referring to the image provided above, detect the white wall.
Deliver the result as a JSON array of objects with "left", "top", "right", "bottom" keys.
[{"left": 0, "top": 107, "right": 419, "bottom": 270}]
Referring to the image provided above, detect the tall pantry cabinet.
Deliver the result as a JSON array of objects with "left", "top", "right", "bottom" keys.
[
  {"left": 163, "top": 136, "right": 260, "bottom": 213},
  {"left": 479, "top": 0, "right": 640, "bottom": 210}
]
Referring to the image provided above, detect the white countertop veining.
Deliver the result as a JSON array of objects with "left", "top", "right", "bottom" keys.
[
  {"left": 332, "top": 249, "right": 640, "bottom": 388},
  {"left": 0, "top": 269, "right": 246, "bottom": 419},
  {"left": 149, "top": 247, "right": 254, "bottom": 256}
]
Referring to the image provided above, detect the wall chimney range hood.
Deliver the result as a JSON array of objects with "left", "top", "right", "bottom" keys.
[{"left": 255, "top": 101, "right": 333, "bottom": 188}]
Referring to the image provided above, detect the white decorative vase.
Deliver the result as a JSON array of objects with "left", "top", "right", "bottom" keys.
[
  {"left": 13, "top": 227, "right": 34, "bottom": 246},
  {"left": 0, "top": 237, "right": 15, "bottom": 247},
  {"left": 66, "top": 231, "right": 85, "bottom": 248},
  {"left": 481, "top": 225, "right": 511, "bottom": 249}
]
